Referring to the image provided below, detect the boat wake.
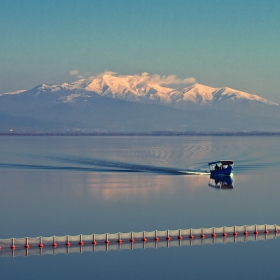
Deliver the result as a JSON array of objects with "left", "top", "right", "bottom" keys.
[
  {"left": 49, "top": 155, "right": 210, "bottom": 175},
  {"left": 0, "top": 155, "right": 209, "bottom": 175}
]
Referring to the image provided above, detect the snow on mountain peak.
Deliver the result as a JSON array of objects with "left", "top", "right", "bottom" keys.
[
  {"left": 73, "top": 72, "right": 177, "bottom": 103},
  {"left": 212, "top": 87, "right": 278, "bottom": 105},
  {"left": 0, "top": 89, "right": 26, "bottom": 96},
  {"left": 1, "top": 72, "right": 278, "bottom": 107}
]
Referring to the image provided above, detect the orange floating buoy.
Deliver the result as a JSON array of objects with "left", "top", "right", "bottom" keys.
[
  {"left": 130, "top": 238, "right": 134, "bottom": 243},
  {"left": 275, "top": 229, "right": 279, "bottom": 234},
  {"left": 244, "top": 231, "right": 248, "bottom": 236},
  {"left": 92, "top": 240, "right": 97, "bottom": 246},
  {"left": 201, "top": 234, "right": 205, "bottom": 239},
  {"left": 25, "top": 244, "right": 30, "bottom": 249},
  {"left": 166, "top": 236, "right": 171, "bottom": 241},
  {"left": 143, "top": 237, "right": 147, "bottom": 242},
  {"left": 53, "top": 243, "right": 57, "bottom": 248},
  {"left": 79, "top": 241, "right": 84, "bottom": 246},
  {"left": 189, "top": 235, "right": 194, "bottom": 239},
  {"left": 66, "top": 242, "right": 70, "bottom": 247},
  {"left": 11, "top": 245, "right": 16, "bottom": 250},
  {"left": 223, "top": 232, "right": 227, "bottom": 237},
  {"left": 105, "top": 240, "right": 110, "bottom": 244},
  {"left": 264, "top": 230, "right": 269, "bottom": 234},
  {"left": 254, "top": 230, "right": 259, "bottom": 235},
  {"left": 118, "top": 239, "right": 122, "bottom": 244},
  {"left": 155, "top": 237, "right": 159, "bottom": 242},
  {"left": 212, "top": 233, "right": 216, "bottom": 238},
  {"left": 39, "top": 243, "right": 44, "bottom": 248},
  {"left": 178, "top": 236, "right": 182, "bottom": 240},
  {"left": 233, "top": 232, "right": 238, "bottom": 236}
]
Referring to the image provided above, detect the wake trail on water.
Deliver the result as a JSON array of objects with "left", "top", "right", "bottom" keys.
[
  {"left": 51, "top": 155, "right": 210, "bottom": 175},
  {"left": 0, "top": 155, "right": 209, "bottom": 175},
  {"left": 2, "top": 153, "right": 275, "bottom": 175}
]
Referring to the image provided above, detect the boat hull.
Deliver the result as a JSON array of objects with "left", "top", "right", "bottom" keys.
[{"left": 210, "top": 166, "right": 233, "bottom": 176}]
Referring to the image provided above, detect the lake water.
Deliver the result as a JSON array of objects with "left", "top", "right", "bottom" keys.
[{"left": 0, "top": 136, "right": 279, "bottom": 279}]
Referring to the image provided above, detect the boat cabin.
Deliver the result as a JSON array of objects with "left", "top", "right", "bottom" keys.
[{"left": 208, "top": 160, "right": 234, "bottom": 176}]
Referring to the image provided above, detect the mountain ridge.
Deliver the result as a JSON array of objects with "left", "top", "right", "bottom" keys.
[
  {"left": 1, "top": 72, "right": 279, "bottom": 133},
  {"left": 2, "top": 73, "right": 278, "bottom": 107}
]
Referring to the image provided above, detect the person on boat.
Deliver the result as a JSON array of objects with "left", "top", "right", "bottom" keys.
[{"left": 215, "top": 164, "right": 219, "bottom": 170}]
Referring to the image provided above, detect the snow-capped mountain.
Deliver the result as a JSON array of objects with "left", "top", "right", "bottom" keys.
[
  {"left": 169, "top": 84, "right": 278, "bottom": 107},
  {"left": 0, "top": 72, "right": 279, "bottom": 133},
  {"left": 81, "top": 73, "right": 277, "bottom": 106},
  {"left": 7, "top": 72, "right": 277, "bottom": 108}
]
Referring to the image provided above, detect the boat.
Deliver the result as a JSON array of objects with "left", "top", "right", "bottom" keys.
[{"left": 208, "top": 160, "right": 234, "bottom": 176}]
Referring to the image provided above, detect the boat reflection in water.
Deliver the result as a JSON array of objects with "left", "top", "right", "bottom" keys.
[{"left": 208, "top": 175, "right": 234, "bottom": 190}]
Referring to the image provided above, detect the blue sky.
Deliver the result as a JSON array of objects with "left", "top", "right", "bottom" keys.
[{"left": 1, "top": 0, "right": 280, "bottom": 102}]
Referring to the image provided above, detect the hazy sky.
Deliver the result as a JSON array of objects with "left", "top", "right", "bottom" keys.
[{"left": 1, "top": 0, "right": 280, "bottom": 102}]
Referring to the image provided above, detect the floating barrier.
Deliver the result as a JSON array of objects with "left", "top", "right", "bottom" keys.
[{"left": 0, "top": 224, "right": 279, "bottom": 258}]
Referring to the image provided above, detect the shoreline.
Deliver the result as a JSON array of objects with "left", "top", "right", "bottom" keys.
[{"left": 1, "top": 131, "right": 280, "bottom": 136}]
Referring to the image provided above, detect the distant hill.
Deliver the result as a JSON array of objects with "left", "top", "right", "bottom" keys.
[{"left": 0, "top": 72, "right": 279, "bottom": 133}]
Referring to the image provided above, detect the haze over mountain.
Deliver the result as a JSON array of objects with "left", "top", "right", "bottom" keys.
[{"left": 0, "top": 72, "right": 279, "bottom": 133}]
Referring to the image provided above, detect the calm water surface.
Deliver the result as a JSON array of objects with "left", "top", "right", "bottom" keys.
[{"left": 0, "top": 136, "right": 279, "bottom": 279}]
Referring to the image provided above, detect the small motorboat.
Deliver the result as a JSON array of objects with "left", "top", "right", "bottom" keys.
[{"left": 208, "top": 160, "right": 234, "bottom": 176}]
